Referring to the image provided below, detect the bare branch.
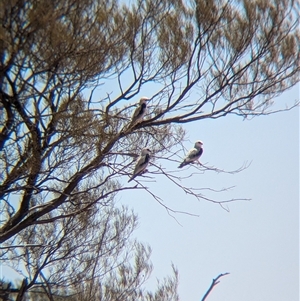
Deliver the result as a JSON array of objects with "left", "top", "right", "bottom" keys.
[{"left": 201, "top": 272, "right": 230, "bottom": 301}]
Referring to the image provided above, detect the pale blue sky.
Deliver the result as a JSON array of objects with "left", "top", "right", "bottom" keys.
[
  {"left": 1, "top": 1, "right": 299, "bottom": 299},
  {"left": 121, "top": 84, "right": 299, "bottom": 301},
  {"left": 2, "top": 86, "right": 298, "bottom": 300}
]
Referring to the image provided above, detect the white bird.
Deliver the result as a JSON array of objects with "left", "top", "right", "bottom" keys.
[
  {"left": 130, "top": 97, "right": 150, "bottom": 127},
  {"left": 178, "top": 141, "right": 203, "bottom": 168},
  {"left": 128, "top": 148, "right": 151, "bottom": 182}
]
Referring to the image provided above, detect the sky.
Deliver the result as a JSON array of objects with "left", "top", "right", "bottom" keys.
[
  {"left": 2, "top": 85, "right": 298, "bottom": 301},
  {"left": 1, "top": 17, "right": 298, "bottom": 300},
  {"left": 1, "top": 79, "right": 298, "bottom": 300},
  {"left": 120, "top": 84, "right": 299, "bottom": 301}
]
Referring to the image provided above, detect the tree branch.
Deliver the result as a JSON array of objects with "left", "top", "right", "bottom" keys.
[{"left": 201, "top": 273, "right": 230, "bottom": 301}]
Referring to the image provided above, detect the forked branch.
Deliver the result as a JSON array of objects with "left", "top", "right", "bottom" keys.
[{"left": 201, "top": 272, "right": 230, "bottom": 301}]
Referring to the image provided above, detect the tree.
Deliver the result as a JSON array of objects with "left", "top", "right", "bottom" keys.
[
  {"left": 1, "top": 201, "right": 180, "bottom": 300},
  {"left": 0, "top": 0, "right": 299, "bottom": 299}
]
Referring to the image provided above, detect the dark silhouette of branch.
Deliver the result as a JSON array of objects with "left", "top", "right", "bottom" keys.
[{"left": 201, "top": 273, "right": 230, "bottom": 301}]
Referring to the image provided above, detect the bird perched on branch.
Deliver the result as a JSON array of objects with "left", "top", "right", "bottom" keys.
[
  {"left": 129, "top": 97, "right": 150, "bottom": 127},
  {"left": 178, "top": 141, "right": 203, "bottom": 168},
  {"left": 128, "top": 148, "right": 151, "bottom": 182}
]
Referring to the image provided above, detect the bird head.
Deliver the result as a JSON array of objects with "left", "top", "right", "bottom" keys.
[
  {"left": 141, "top": 148, "right": 151, "bottom": 155},
  {"left": 139, "top": 97, "right": 150, "bottom": 104},
  {"left": 195, "top": 141, "right": 203, "bottom": 148}
]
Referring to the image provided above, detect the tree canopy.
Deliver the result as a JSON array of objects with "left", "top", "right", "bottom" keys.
[{"left": 0, "top": 0, "right": 299, "bottom": 299}]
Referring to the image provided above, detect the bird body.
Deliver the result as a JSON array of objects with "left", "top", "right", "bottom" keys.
[
  {"left": 128, "top": 148, "right": 151, "bottom": 182},
  {"left": 130, "top": 97, "right": 150, "bottom": 127},
  {"left": 178, "top": 141, "right": 203, "bottom": 168}
]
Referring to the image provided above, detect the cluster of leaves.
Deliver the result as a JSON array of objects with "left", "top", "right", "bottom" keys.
[{"left": 2, "top": 203, "right": 180, "bottom": 300}]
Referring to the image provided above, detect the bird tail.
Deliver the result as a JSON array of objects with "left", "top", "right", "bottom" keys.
[
  {"left": 178, "top": 162, "right": 186, "bottom": 168},
  {"left": 128, "top": 175, "right": 136, "bottom": 182},
  {"left": 123, "top": 122, "right": 133, "bottom": 133}
]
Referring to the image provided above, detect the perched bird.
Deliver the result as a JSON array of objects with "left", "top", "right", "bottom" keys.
[
  {"left": 128, "top": 148, "right": 151, "bottom": 182},
  {"left": 130, "top": 97, "right": 150, "bottom": 127},
  {"left": 178, "top": 141, "right": 203, "bottom": 168}
]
